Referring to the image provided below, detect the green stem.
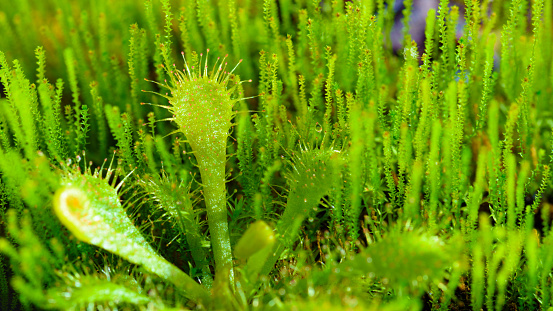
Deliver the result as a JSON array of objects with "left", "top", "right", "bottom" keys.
[
  {"left": 260, "top": 194, "right": 307, "bottom": 276},
  {"left": 141, "top": 249, "right": 211, "bottom": 303},
  {"left": 196, "top": 144, "right": 234, "bottom": 285}
]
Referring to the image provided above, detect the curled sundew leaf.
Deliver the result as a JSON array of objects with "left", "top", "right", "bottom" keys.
[{"left": 53, "top": 165, "right": 210, "bottom": 304}]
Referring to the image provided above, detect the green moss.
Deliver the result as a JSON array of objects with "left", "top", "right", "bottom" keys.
[{"left": 0, "top": 0, "right": 553, "bottom": 309}]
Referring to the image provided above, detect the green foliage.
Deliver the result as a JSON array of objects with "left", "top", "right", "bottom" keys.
[{"left": 1, "top": 0, "right": 553, "bottom": 309}]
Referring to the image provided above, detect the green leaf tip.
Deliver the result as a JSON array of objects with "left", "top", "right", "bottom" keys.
[{"left": 234, "top": 220, "right": 275, "bottom": 260}]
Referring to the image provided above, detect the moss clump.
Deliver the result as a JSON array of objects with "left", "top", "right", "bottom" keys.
[{"left": 0, "top": 0, "right": 553, "bottom": 310}]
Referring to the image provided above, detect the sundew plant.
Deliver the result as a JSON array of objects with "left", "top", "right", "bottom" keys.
[{"left": 1, "top": 0, "right": 553, "bottom": 309}]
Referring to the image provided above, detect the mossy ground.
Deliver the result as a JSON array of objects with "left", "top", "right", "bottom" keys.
[{"left": 1, "top": 0, "right": 553, "bottom": 310}]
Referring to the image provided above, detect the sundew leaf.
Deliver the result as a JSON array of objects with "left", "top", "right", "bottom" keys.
[
  {"left": 145, "top": 50, "right": 251, "bottom": 283},
  {"left": 140, "top": 175, "right": 214, "bottom": 288},
  {"left": 51, "top": 281, "right": 151, "bottom": 307},
  {"left": 346, "top": 230, "right": 466, "bottom": 290},
  {"left": 53, "top": 172, "right": 209, "bottom": 304},
  {"left": 276, "top": 295, "right": 421, "bottom": 311},
  {"left": 11, "top": 276, "right": 154, "bottom": 310},
  {"left": 279, "top": 146, "right": 344, "bottom": 245},
  {"left": 259, "top": 146, "right": 344, "bottom": 275}
]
